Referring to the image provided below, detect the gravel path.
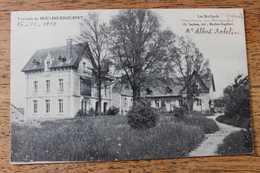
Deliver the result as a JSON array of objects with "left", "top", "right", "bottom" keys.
[{"left": 189, "top": 113, "right": 242, "bottom": 157}]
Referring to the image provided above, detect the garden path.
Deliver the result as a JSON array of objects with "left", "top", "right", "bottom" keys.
[{"left": 188, "top": 113, "right": 242, "bottom": 157}]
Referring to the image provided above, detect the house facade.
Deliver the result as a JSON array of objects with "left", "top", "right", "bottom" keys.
[
  {"left": 113, "top": 71, "right": 216, "bottom": 115},
  {"left": 111, "top": 87, "right": 133, "bottom": 115},
  {"left": 145, "top": 71, "right": 216, "bottom": 112},
  {"left": 22, "top": 39, "right": 112, "bottom": 121}
]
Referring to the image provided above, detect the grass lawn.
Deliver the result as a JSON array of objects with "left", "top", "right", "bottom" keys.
[
  {"left": 181, "top": 114, "right": 219, "bottom": 134},
  {"left": 11, "top": 113, "right": 217, "bottom": 163}
]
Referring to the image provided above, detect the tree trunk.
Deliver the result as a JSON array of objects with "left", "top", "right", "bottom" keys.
[
  {"left": 97, "top": 78, "right": 102, "bottom": 116},
  {"left": 132, "top": 83, "right": 141, "bottom": 107}
]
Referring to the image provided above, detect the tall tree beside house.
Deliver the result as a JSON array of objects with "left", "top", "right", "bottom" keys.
[
  {"left": 76, "top": 12, "right": 111, "bottom": 116},
  {"left": 167, "top": 36, "right": 211, "bottom": 111},
  {"left": 223, "top": 75, "right": 250, "bottom": 119},
  {"left": 109, "top": 9, "right": 174, "bottom": 106}
]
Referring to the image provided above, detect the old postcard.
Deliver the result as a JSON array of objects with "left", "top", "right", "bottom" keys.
[{"left": 11, "top": 8, "right": 253, "bottom": 164}]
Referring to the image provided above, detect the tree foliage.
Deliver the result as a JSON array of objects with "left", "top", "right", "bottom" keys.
[
  {"left": 109, "top": 9, "right": 174, "bottom": 105},
  {"left": 223, "top": 75, "right": 250, "bottom": 118},
  {"left": 77, "top": 12, "right": 111, "bottom": 116},
  {"left": 166, "top": 36, "right": 211, "bottom": 110}
]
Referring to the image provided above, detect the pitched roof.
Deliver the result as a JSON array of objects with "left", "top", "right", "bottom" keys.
[
  {"left": 120, "top": 89, "right": 133, "bottom": 97},
  {"left": 113, "top": 71, "right": 215, "bottom": 98},
  {"left": 146, "top": 71, "right": 215, "bottom": 97},
  {"left": 210, "top": 74, "right": 216, "bottom": 92},
  {"left": 11, "top": 104, "right": 24, "bottom": 115},
  {"left": 22, "top": 44, "right": 84, "bottom": 72},
  {"left": 145, "top": 85, "right": 183, "bottom": 98},
  {"left": 181, "top": 71, "right": 216, "bottom": 93}
]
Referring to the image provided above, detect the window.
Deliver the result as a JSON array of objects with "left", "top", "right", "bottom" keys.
[
  {"left": 80, "top": 77, "right": 91, "bottom": 96},
  {"left": 33, "top": 100, "right": 38, "bottom": 113},
  {"left": 197, "top": 98, "right": 202, "bottom": 106},
  {"left": 83, "top": 62, "right": 86, "bottom": 71},
  {"left": 195, "top": 84, "right": 199, "bottom": 90},
  {"left": 46, "top": 100, "right": 50, "bottom": 113},
  {"left": 166, "top": 86, "right": 173, "bottom": 94},
  {"left": 161, "top": 101, "right": 166, "bottom": 107},
  {"left": 47, "top": 61, "right": 50, "bottom": 68},
  {"left": 124, "top": 98, "right": 127, "bottom": 107},
  {"left": 33, "top": 81, "right": 38, "bottom": 93},
  {"left": 81, "top": 100, "right": 87, "bottom": 114},
  {"left": 46, "top": 80, "right": 50, "bottom": 93},
  {"left": 146, "top": 88, "right": 152, "bottom": 95},
  {"left": 155, "top": 100, "right": 159, "bottom": 107},
  {"left": 104, "top": 85, "right": 107, "bottom": 96},
  {"left": 45, "top": 61, "right": 51, "bottom": 71},
  {"left": 179, "top": 99, "right": 184, "bottom": 107},
  {"left": 58, "top": 99, "right": 63, "bottom": 113},
  {"left": 59, "top": 79, "right": 64, "bottom": 93}
]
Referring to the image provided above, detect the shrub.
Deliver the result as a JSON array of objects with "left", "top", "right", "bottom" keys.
[
  {"left": 217, "top": 130, "right": 253, "bottom": 155},
  {"left": 75, "top": 110, "right": 85, "bottom": 117},
  {"left": 189, "top": 110, "right": 214, "bottom": 117},
  {"left": 223, "top": 75, "right": 250, "bottom": 119},
  {"left": 107, "top": 106, "right": 119, "bottom": 115},
  {"left": 172, "top": 106, "right": 187, "bottom": 119},
  {"left": 216, "top": 115, "right": 251, "bottom": 129},
  {"left": 89, "top": 108, "right": 98, "bottom": 116},
  {"left": 127, "top": 99, "right": 159, "bottom": 130}
]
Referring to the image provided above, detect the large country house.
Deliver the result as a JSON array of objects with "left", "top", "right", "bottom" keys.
[
  {"left": 21, "top": 39, "right": 215, "bottom": 120},
  {"left": 22, "top": 39, "right": 112, "bottom": 121}
]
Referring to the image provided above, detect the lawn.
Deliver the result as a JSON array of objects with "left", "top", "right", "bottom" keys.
[{"left": 11, "top": 113, "right": 217, "bottom": 163}]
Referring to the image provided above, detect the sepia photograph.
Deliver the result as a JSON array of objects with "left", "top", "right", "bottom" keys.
[{"left": 10, "top": 8, "right": 253, "bottom": 164}]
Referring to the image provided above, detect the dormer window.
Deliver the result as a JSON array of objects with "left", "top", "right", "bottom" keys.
[
  {"left": 165, "top": 86, "right": 173, "bottom": 94},
  {"left": 33, "top": 58, "right": 41, "bottom": 65},
  {"left": 58, "top": 55, "right": 66, "bottom": 62},
  {"left": 47, "top": 61, "right": 50, "bottom": 68},
  {"left": 146, "top": 88, "right": 153, "bottom": 95},
  {"left": 192, "top": 81, "right": 200, "bottom": 93},
  {"left": 45, "top": 52, "right": 53, "bottom": 71},
  {"left": 45, "top": 61, "right": 51, "bottom": 72},
  {"left": 195, "top": 81, "right": 199, "bottom": 90}
]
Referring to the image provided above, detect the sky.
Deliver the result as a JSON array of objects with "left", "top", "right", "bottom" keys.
[{"left": 11, "top": 9, "right": 248, "bottom": 108}]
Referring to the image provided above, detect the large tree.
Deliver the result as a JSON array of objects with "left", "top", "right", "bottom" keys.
[
  {"left": 223, "top": 75, "right": 250, "bottom": 119},
  {"left": 109, "top": 9, "right": 174, "bottom": 106},
  {"left": 167, "top": 36, "right": 211, "bottom": 111},
  {"left": 77, "top": 12, "right": 111, "bottom": 116}
]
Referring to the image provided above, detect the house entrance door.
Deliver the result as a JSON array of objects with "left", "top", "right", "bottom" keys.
[
  {"left": 81, "top": 99, "right": 87, "bottom": 114},
  {"left": 103, "top": 102, "right": 108, "bottom": 113},
  {"left": 95, "top": 101, "right": 99, "bottom": 112}
]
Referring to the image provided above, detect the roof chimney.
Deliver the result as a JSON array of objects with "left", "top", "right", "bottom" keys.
[{"left": 66, "top": 38, "right": 72, "bottom": 63}]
